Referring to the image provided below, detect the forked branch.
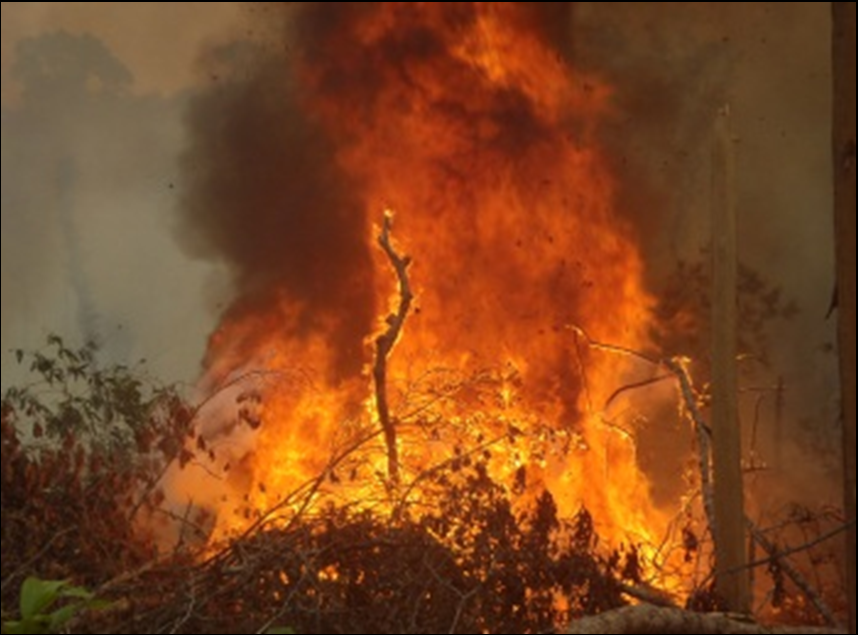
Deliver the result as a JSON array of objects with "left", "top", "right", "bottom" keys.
[{"left": 373, "top": 212, "right": 413, "bottom": 487}]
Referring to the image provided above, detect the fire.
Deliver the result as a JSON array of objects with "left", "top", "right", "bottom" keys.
[{"left": 171, "top": 2, "right": 678, "bottom": 577}]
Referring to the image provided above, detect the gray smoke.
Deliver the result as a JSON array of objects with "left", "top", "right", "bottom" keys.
[{"left": 1, "top": 30, "right": 217, "bottom": 386}]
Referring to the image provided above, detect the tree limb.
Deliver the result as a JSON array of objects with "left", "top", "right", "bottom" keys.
[
  {"left": 373, "top": 213, "right": 413, "bottom": 487},
  {"left": 663, "top": 357, "right": 717, "bottom": 539}
]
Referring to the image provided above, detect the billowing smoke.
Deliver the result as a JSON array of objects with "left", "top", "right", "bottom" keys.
[
  {"left": 177, "top": 1, "right": 838, "bottom": 455},
  {"left": 178, "top": 1, "right": 837, "bottom": 430},
  {"left": 1, "top": 2, "right": 838, "bottom": 516},
  {"left": 176, "top": 2, "right": 586, "bottom": 386},
  {"left": 177, "top": 40, "right": 376, "bottom": 383}
]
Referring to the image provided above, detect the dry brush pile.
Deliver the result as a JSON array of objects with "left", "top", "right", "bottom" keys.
[{"left": 1, "top": 337, "right": 849, "bottom": 634}]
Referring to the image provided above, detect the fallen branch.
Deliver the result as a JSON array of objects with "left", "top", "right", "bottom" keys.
[
  {"left": 373, "top": 212, "right": 413, "bottom": 487},
  {"left": 565, "top": 604, "right": 848, "bottom": 634}
]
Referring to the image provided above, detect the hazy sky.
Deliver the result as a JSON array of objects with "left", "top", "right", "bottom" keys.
[
  {"left": 1, "top": 2, "right": 249, "bottom": 385},
  {"left": 1, "top": 3, "right": 247, "bottom": 102},
  {"left": 0, "top": 2, "right": 839, "bottom": 470}
]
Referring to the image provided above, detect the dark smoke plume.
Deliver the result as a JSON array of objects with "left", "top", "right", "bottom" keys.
[{"left": 178, "top": 36, "right": 376, "bottom": 381}]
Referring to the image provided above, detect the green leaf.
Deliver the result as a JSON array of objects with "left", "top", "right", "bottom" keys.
[
  {"left": 3, "top": 615, "right": 51, "bottom": 635},
  {"left": 19, "top": 578, "right": 67, "bottom": 621},
  {"left": 57, "top": 585, "right": 93, "bottom": 601},
  {"left": 46, "top": 604, "right": 79, "bottom": 631},
  {"left": 2, "top": 619, "right": 26, "bottom": 634}
]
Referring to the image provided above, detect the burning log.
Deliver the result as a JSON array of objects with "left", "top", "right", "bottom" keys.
[
  {"left": 564, "top": 605, "right": 849, "bottom": 635},
  {"left": 373, "top": 213, "right": 413, "bottom": 487}
]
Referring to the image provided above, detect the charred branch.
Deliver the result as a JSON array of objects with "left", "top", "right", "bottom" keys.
[{"left": 373, "top": 213, "right": 414, "bottom": 488}]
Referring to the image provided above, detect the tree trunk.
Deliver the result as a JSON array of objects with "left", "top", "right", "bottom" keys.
[
  {"left": 565, "top": 605, "right": 849, "bottom": 635},
  {"left": 832, "top": 4, "right": 856, "bottom": 634},
  {"left": 710, "top": 107, "right": 750, "bottom": 613}
]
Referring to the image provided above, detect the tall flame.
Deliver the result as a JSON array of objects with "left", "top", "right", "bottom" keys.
[{"left": 173, "top": 2, "right": 675, "bottom": 565}]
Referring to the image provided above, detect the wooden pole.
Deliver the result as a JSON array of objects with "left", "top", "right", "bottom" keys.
[
  {"left": 832, "top": 4, "right": 856, "bottom": 633},
  {"left": 711, "top": 105, "right": 751, "bottom": 614}
]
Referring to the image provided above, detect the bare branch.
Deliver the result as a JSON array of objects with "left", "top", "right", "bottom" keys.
[
  {"left": 567, "top": 324, "right": 716, "bottom": 535},
  {"left": 663, "top": 357, "right": 716, "bottom": 537},
  {"left": 373, "top": 212, "right": 414, "bottom": 487},
  {"left": 604, "top": 374, "right": 675, "bottom": 411},
  {"left": 737, "top": 520, "right": 854, "bottom": 574},
  {"left": 0, "top": 528, "right": 73, "bottom": 594},
  {"left": 746, "top": 519, "right": 840, "bottom": 627}
]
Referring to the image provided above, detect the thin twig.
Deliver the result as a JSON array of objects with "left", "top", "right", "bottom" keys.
[
  {"left": 746, "top": 519, "right": 841, "bottom": 626},
  {"left": 604, "top": 374, "right": 674, "bottom": 410},
  {"left": 0, "top": 528, "right": 73, "bottom": 594},
  {"left": 393, "top": 433, "right": 509, "bottom": 519}
]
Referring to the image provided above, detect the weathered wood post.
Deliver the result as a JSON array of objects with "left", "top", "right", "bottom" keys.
[{"left": 711, "top": 106, "right": 751, "bottom": 614}]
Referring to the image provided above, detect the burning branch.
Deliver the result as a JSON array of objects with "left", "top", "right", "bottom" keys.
[
  {"left": 569, "top": 326, "right": 847, "bottom": 626},
  {"left": 568, "top": 325, "right": 717, "bottom": 533},
  {"left": 373, "top": 212, "right": 414, "bottom": 487}
]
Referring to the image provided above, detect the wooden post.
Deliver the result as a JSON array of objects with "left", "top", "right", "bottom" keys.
[
  {"left": 711, "top": 106, "right": 751, "bottom": 614},
  {"left": 832, "top": 4, "right": 856, "bottom": 633}
]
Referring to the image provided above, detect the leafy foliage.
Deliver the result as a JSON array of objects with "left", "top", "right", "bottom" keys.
[
  {"left": 1, "top": 336, "right": 193, "bottom": 612},
  {"left": 3, "top": 336, "right": 630, "bottom": 633},
  {"left": 4, "top": 335, "right": 191, "bottom": 456},
  {"left": 1, "top": 578, "right": 107, "bottom": 635}
]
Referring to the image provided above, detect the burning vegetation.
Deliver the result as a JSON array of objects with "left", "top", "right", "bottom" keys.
[
  {"left": 177, "top": 0, "right": 662, "bottom": 550},
  {"left": 1, "top": 2, "right": 852, "bottom": 634}
]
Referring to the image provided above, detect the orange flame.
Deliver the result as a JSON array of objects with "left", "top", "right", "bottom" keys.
[{"left": 170, "top": 2, "right": 682, "bottom": 579}]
